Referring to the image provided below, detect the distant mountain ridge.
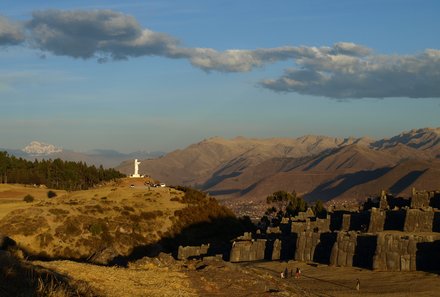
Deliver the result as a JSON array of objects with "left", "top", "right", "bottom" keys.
[
  {"left": 1, "top": 142, "right": 164, "bottom": 168},
  {"left": 116, "top": 128, "right": 440, "bottom": 206}
]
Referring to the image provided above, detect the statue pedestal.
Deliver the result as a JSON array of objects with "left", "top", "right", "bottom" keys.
[{"left": 130, "top": 174, "right": 141, "bottom": 178}]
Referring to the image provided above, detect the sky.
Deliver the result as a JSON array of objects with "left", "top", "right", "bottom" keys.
[{"left": 1, "top": 0, "right": 439, "bottom": 153}]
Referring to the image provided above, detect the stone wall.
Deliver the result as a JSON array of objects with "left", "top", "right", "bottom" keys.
[
  {"left": 292, "top": 208, "right": 315, "bottom": 221},
  {"left": 338, "top": 212, "right": 370, "bottom": 232},
  {"left": 341, "top": 214, "right": 351, "bottom": 231},
  {"left": 229, "top": 239, "right": 266, "bottom": 262},
  {"left": 291, "top": 216, "right": 330, "bottom": 233},
  {"left": 271, "top": 239, "right": 281, "bottom": 260},
  {"left": 411, "top": 188, "right": 432, "bottom": 209},
  {"left": 329, "top": 231, "right": 357, "bottom": 267},
  {"left": 368, "top": 208, "right": 385, "bottom": 233},
  {"left": 374, "top": 234, "right": 425, "bottom": 271},
  {"left": 403, "top": 209, "right": 434, "bottom": 232},
  {"left": 177, "top": 244, "right": 210, "bottom": 260},
  {"left": 294, "top": 231, "right": 321, "bottom": 262},
  {"left": 373, "top": 233, "right": 440, "bottom": 271},
  {"left": 313, "top": 232, "right": 337, "bottom": 264}
]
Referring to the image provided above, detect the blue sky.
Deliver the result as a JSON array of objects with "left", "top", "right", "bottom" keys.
[{"left": 1, "top": 0, "right": 439, "bottom": 152}]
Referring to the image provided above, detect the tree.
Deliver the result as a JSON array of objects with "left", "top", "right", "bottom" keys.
[
  {"left": 266, "top": 191, "right": 294, "bottom": 212},
  {"left": 265, "top": 190, "right": 308, "bottom": 222},
  {"left": 0, "top": 152, "right": 125, "bottom": 190},
  {"left": 312, "top": 200, "right": 327, "bottom": 218}
]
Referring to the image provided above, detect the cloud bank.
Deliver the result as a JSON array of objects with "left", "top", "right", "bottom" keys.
[
  {"left": 260, "top": 49, "right": 440, "bottom": 98},
  {"left": 1, "top": 9, "right": 439, "bottom": 99}
]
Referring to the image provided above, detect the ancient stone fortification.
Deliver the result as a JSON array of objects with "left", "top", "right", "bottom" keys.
[
  {"left": 373, "top": 233, "right": 440, "bottom": 271},
  {"left": 227, "top": 188, "right": 440, "bottom": 272},
  {"left": 177, "top": 244, "right": 210, "bottom": 260}
]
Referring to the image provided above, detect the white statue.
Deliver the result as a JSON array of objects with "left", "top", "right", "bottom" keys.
[{"left": 131, "top": 159, "right": 142, "bottom": 178}]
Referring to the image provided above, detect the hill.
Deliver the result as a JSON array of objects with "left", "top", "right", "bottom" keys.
[
  {"left": 0, "top": 180, "right": 249, "bottom": 264},
  {"left": 116, "top": 128, "right": 440, "bottom": 212}
]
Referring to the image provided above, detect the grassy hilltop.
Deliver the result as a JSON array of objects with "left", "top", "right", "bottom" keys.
[{"left": 0, "top": 178, "right": 248, "bottom": 264}]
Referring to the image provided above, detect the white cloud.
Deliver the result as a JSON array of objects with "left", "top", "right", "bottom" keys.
[
  {"left": 26, "top": 10, "right": 179, "bottom": 60},
  {"left": 1, "top": 9, "right": 439, "bottom": 99},
  {"left": 260, "top": 49, "right": 440, "bottom": 98}
]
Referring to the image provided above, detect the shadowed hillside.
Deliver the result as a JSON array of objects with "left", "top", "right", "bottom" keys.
[{"left": 116, "top": 128, "right": 440, "bottom": 211}]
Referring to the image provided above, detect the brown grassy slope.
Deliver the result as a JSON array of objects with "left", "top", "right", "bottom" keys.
[
  {"left": 35, "top": 259, "right": 197, "bottom": 297},
  {"left": 209, "top": 144, "right": 418, "bottom": 202},
  {"left": 0, "top": 184, "right": 66, "bottom": 220},
  {"left": 117, "top": 135, "right": 357, "bottom": 186},
  {"left": 0, "top": 179, "right": 185, "bottom": 263},
  {"left": 210, "top": 142, "right": 440, "bottom": 203},
  {"left": 324, "top": 159, "right": 440, "bottom": 202},
  {"left": 236, "top": 159, "right": 440, "bottom": 204}
]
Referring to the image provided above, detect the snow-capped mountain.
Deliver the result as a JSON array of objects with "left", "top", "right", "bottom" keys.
[
  {"left": 22, "top": 141, "right": 63, "bottom": 156},
  {"left": 0, "top": 141, "right": 164, "bottom": 168}
]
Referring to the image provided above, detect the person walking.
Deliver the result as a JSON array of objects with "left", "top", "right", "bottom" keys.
[
  {"left": 295, "top": 267, "right": 301, "bottom": 279},
  {"left": 356, "top": 279, "right": 360, "bottom": 291}
]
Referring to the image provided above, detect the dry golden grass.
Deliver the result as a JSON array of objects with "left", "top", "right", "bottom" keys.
[
  {"left": 0, "top": 250, "right": 93, "bottom": 297},
  {"left": 35, "top": 260, "right": 197, "bottom": 297},
  {"left": 0, "top": 184, "right": 66, "bottom": 219},
  {"left": 0, "top": 179, "right": 186, "bottom": 263}
]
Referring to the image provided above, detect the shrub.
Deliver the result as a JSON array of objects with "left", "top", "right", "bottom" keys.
[
  {"left": 47, "top": 190, "right": 57, "bottom": 198},
  {"left": 23, "top": 194, "right": 34, "bottom": 203},
  {"left": 89, "top": 223, "right": 103, "bottom": 235}
]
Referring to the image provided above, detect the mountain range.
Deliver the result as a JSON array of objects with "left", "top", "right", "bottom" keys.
[
  {"left": 1, "top": 141, "right": 164, "bottom": 168},
  {"left": 117, "top": 128, "right": 440, "bottom": 207}
]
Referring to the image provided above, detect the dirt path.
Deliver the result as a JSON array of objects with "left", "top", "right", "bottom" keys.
[{"left": 245, "top": 261, "right": 440, "bottom": 297}]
